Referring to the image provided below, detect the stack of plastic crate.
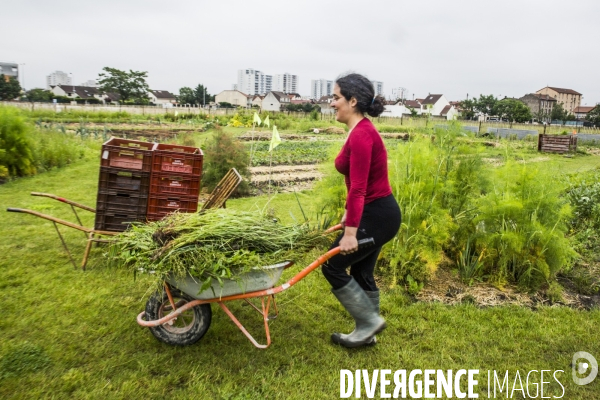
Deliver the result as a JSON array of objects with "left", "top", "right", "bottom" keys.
[
  {"left": 146, "top": 143, "right": 203, "bottom": 221},
  {"left": 94, "top": 138, "right": 156, "bottom": 232}
]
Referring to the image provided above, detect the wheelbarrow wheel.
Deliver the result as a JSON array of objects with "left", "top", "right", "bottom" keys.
[{"left": 145, "top": 289, "right": 212, "bottom": 346}]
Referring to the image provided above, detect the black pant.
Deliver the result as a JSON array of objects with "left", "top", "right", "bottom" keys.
[{"left": 322, "top": 195, "right": 401, "bottom": 290}]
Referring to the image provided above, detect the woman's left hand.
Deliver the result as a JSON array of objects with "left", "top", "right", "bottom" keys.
[{"left": 339, "top": 228, "right": 358, "bottom": 255}]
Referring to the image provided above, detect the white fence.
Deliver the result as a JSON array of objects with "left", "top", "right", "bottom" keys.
[{"left": 2, "top": 101, "right": 599, "bottom": 135}]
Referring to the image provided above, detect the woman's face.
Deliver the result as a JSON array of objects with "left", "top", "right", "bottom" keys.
[{"left": 331, "top": 84, "right": 357, "bottom": 124}]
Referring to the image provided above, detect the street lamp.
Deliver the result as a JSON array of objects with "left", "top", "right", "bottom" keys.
[{"left": 18, "top": 63, "right": 25, "bottom": 90}]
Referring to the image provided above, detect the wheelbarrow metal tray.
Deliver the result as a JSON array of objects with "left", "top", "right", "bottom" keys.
[{"left": 166, "top": 261, "right": 290, "bottom": 300}]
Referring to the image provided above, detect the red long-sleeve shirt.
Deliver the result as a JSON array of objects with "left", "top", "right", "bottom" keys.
[{"left": 334, "top": 118, "right": 392, "bottom": 227}]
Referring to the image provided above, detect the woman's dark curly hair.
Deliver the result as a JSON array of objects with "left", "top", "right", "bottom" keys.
[{"left": 335, "top": 73, "right": 385, "bottom": 117}]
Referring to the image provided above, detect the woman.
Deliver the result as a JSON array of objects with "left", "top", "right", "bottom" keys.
[{"left": 323, "top": 73, "right": 401, "bottom": 348}]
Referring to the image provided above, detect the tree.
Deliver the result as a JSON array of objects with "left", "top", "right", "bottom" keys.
[
  {"left": 0, "top": 75, "right": 22, "bottom": 100},
  {"left": 459, "top": 98, "right": 476, "bottom": 120},
  {"left": 303, "top": 102, "right": 319, "bottom": 113},
  {"left": 474, "top": 94, "right": 498, "bottom": 117},
  {"left": 194, "top": 84, "right": 214, "bottom": 106},
  {"left": 535, "top": 109, "right": 550, "bottom": 124},
  {"left": 551, "top": 103, "right": 568, "bottom": 122},
  {"left": 202, "top": 129, "right": 249, "bottom": 194},
  {"left": 585, "top": 106, "right": 600, "bottom": 127},
  {"left": 494, "top": 99, "right": 532, "bottom": 124},
  {"left": 25, "top": 88, "right": 53, "bottom": 102},
  {"left": 177, "top": 84, "right": 214, "bottom": 106},
  {"left": 283, "top": 104, "right": 298, "bottom": 112},
  {"left": 97, "top": 67, "right": 150, "bottom": 104},
  {"left": 283, "top": 103, "right": 319, "bottom": 112},
  {"left": 217, "top": 102, "right": 235, "bottom": 108},
  {"left": 407, "top": 105, "right": 418, "bottom": 118},
  {"left": 178, "top": 86, "right": 196, "bottom": 105}
]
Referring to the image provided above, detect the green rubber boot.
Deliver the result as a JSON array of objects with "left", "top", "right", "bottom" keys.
[
  {"left": 364, "top": 290, "right": 380, "bottom": 345},
  {"left": 330, "top": 279, "right": 386, "bottom": 348}
]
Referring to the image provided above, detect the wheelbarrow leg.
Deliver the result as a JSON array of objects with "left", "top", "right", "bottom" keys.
[
  {"left": 243, "top": 295, "right": 278, "bottom": 320},
  {"left": 70, "top": 204, "right": 88, "bottom": 239},
  {"left": 81, "top": 232, "right": 95, "bottom": 270},
  {"left": 53, "top": 222, "right": 77, "bottom": 269},
  {"left": 218, "top": 296, "right": 273, "bottom": 349}
]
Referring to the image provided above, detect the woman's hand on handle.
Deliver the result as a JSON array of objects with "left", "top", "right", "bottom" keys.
[{"left": 339, "top": 227, "right": 358, "bottom": 255}]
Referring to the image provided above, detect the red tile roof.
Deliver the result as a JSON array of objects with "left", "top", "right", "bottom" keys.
[
  {"left": 540, "top": 87, "right": 582, "bottom": 95},
  {"left": 574, "top": 106, "right": 596, "bottom": 113},
  {"left": 404, "top": 100, "right": 421, "bottom": 109}
]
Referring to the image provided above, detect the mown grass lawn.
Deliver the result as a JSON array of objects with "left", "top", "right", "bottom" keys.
[{"left": 1, "top": 148, "right": 600, "bottom": 399}]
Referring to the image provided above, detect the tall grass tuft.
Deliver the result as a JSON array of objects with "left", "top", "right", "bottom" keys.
[
  {"left": 30, "top": 129, "right": 88, "bottom": 172},
  {"left": 471, "top": 161, "right": 576, "bottom": 289},
  {"left": 202, "top": 127, "right": 250, "bottom": 194},
  {"left": 0, "top": 107, "right": 36, "bottom": 179},
  {"left": 382, "top": 133, "right": 457, "bottom": 287},
  {"left": 0, "top": 106, "right": 92, "bottom": 182},
  {"left": 317, "top": 122, "right": 576, "bottom": 292}
]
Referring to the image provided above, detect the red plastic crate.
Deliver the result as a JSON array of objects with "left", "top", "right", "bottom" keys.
[
  {"left": 96, "top": 190, "right": 148, "bottom": 215},
  {"left": 149, "top": 173, "right": 201, "bottom": 196},
  {"left": 94, "top": 211, "right": 146, "bottom": 232},
  {"left": 152, "top": 143, "right": 203, "bottom": 176},
  {"left": 146, "top": 195, "right": 199, "bottom": 218},
  {"left": 101, "top": 138, "right": 156, "bottom": 172},
  {"left": 98, "top": 167, "right": 150, "bottom": 194}
]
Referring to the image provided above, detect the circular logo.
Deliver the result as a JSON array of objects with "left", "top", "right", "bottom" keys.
[{"left": 573, "top": 352, "right": 598, "bottom": 386}]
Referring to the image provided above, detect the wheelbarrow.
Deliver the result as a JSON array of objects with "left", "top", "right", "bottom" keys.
[
  {"left": 6, "top": 168, "right": 243, "bottom": 270},
  {"left": 137, "top": 225, "right": 375, "bottom": 349}
]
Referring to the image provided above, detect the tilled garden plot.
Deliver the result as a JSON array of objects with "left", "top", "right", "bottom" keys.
[{"left": 249, "top": 164, "right": 323, "bottom": 193}]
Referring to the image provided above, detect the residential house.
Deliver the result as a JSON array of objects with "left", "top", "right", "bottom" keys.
[
  {"left": 317, "top": 95, "right": 334, "bottom": 114},
  {"left": 519, "top": 93, "right": 556, "bottom": 122},
  {"left": 102, "top": 92, "right": 121, "bottom": 104},
  {"left": 403, "top": 99, "right": 422, "bottom": 115},
  {"left": 574, "top": 105, "right": 596, "bottom": 120},
  {"left": 251, "top": 95, "right": 264, "bottom": 108},
  {"left": 148, "top": 90, "right": 177, "bottom": 106},
  {"left": 449, "top": 101, "right": 462, "bottom": 110},
  {"left": 382, "top": 101, "right": 411, "bottom": 118},
  {"left": 51, "top": 85, "right": 101, "bottom": 102},
  {"left": 289, "top": 94, "right": 312, "bottom": 105},
  {"left": 535, "top": 86, "right": 582, "bottom": 114},
  {"left": 420, "top": 94, "right": 450, "bottom": 116},
  {"left": 262, "top": 91, "right": 291, "bottom": 111},
  {"left": 215, "top": 90, "right": 250, "bottom": 107},
  {"left": 440, "top": 105, "right": 460, "bottom": 120}
]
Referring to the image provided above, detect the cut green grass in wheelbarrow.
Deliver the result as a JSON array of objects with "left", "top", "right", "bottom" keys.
[{"left": 107, "top": 208, "right": 350, "bottom": 348}]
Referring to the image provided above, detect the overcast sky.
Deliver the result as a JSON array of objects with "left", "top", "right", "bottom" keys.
[{"left": 4, "top": 0, "right": 599, "bottom": 104}]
